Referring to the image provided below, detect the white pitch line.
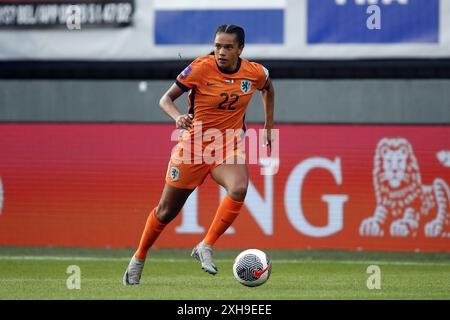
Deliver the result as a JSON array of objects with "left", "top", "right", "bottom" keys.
[
  {"left": 0, "top": 256, "right": 130, "bottom": 262},
  {"left": 0, "top": 256, "right": 448, "bottom": 266}
]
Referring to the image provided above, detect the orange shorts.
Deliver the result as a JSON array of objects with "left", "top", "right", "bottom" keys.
[{"left": 165, "top": 148, "right": 246, "bottom": 190}]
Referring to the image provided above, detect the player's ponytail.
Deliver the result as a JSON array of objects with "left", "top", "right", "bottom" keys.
[{"left": 214, "top": 24, "right": 245, "bottom": 48}]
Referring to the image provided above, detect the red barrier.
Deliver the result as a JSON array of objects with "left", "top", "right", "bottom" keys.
[{"left": 0, "top": 124, "right": 449, "bottom": 251}]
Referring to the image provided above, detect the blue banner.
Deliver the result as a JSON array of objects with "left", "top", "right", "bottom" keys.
[
  {"left": 155, "top": 9, "right": 284, "bottom": 45},
  {"left": 308, "top": 0, "right": 439, "bottom": 44}
]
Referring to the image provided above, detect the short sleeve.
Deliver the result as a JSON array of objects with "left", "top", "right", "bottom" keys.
[
  {"left": 256, "top": 64, "right": 270, "bottom": 90},
  {"left": 176, "top": 58, "right": 204, "bottom": 92}
]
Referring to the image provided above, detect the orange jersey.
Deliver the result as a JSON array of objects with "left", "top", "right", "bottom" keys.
[
  {"left": 176, "top": 55, "right": 269, "bottom": 136},
  {"left": 167, "top": 55, "right": 268, "bottom": 189}
]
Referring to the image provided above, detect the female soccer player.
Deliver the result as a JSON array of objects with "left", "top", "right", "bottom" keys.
[{"left": 124, "top": 24, "right": 275, "bottom": 285}]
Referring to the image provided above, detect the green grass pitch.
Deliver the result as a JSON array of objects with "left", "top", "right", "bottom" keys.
[{"left": 0, "top": 247, "right": 449, "bottom": 299}]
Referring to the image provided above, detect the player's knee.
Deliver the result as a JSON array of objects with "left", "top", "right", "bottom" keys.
[
  {"left": 228, "top": 183, "right": 248, "bottom": 201},
  {"left": 155, "top": 202, "right": 177, "bottom": 224}
]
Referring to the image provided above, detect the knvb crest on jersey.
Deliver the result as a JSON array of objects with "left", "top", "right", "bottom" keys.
[
  {"left": 240, "top": 80, "right": 252, "bottom": 94},
  {"left": 170, "top": 167, "right": 180, "bottom": 181}
]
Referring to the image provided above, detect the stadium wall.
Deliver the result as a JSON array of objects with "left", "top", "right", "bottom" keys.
[{"left": 1, "top": 80, "right": 450, "bottom": 123}]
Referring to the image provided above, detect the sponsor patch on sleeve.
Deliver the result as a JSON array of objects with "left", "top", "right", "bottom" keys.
[{"left": 179, "top": 65, "right": 192, "bottom": 79}]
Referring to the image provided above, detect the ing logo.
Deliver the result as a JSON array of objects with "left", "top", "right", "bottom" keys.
[{"left": 360, "top": 138, "right": 450, "bottom": 238}]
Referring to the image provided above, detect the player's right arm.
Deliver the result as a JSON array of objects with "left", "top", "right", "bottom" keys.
[
  {"left": 159, "top": 83, "right": 193, "bottom": 130},
  {"left": 160, "top": 58, "right": 205, "bottom": 130}
]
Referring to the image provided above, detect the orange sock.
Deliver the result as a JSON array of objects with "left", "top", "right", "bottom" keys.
[
  {"left": 134, "top": 207, "right": 167, "bottom": 260},
  {"left": 203, "top": 195, "right": 244, "bottom": 246}
]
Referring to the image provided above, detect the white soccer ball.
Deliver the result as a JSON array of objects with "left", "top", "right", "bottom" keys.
[{"left": 232, "top": 249, "right": 272, "bottom": 287}]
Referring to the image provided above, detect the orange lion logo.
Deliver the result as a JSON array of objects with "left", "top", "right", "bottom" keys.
[{"left": 359, "top": 138, "right": 450, "bottom": 238}]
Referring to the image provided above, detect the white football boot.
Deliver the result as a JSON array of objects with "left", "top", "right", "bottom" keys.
[
  {"left": 123, "top": 255, "right": 145, "bottom": 285},
  {"left": 191, "top": 241, "right": 218, "bottom": 275}
]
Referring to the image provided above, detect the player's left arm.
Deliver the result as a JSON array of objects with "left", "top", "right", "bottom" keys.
[{"left": 260, "top": 78, "right": 275, "bottom": 154}]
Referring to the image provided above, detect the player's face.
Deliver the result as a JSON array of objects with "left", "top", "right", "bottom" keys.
[{"left": 214, "top": 32, "right": 243, "bottom": 71}]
